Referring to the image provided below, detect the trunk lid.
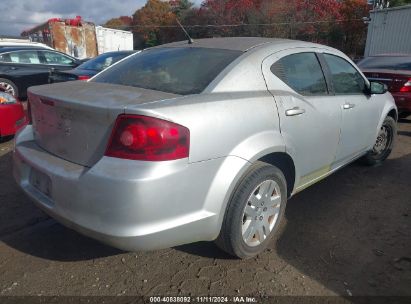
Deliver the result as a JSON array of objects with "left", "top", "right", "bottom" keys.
[
  {"left": 362, "top": 69, "right": 411, "bottom": 92},
  {"left": 28, "top": 81, "right": 179, "bottom": 167}
]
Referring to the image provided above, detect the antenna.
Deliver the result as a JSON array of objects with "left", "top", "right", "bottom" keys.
[{"left": 176, "top": 18, "right": 194, "bottom": 44}]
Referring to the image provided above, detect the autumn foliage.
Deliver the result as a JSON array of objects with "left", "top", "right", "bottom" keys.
[{"left": 104, "top": 0, "right": 374, "bottom": 57}]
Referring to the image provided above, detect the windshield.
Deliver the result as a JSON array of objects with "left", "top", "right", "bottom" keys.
[
  {"left": 78, "top": 52, "right": 133, "bottom": 71},
  {"left": 92, "top": 47, "right": 242, "bottom": 95},
  {"left": 357, "top": 56, "right": 411, "bottom": 71}
]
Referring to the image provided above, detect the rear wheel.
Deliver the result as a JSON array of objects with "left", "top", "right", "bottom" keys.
[
  {"left": 362, "top": 116, "right": 396, "bottom": 166},
  {"left": 216, "top": 162, "right": 287, "bottom": 259},
  {"left": 0, "top": 78, "right": 18, "bottom": 97}
]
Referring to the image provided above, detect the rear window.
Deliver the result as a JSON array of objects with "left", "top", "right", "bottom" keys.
[
  {"left": 79, "top": 52, "right": 133, "bottom": 71},
  {"left": 357, "top": 56, "right": 411, "bottom": 71},
  {"left": 92, "top": 47, "right": 242, "bottom": 95},
  {"left": 271, "top": 52, "right": 328, "bottom": 96}
]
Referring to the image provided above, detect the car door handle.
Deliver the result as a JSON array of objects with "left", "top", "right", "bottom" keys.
[
  {"left": 285, "top": 107, "right": 306, "bottom": 116},
  {"left": 343, "top": 103, "right": 355, "bottom": 110}
]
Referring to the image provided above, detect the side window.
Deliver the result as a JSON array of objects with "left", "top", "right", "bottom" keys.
[
  {"left": 323, "top": 54, "right": 365, "bottom": 95},
  {"left": 42, "top": 51, "right": 75, "bottom": 66},
  {"left": 0, "top": 53, "right": 11, "bottom": 63},
  {"left": 271, "top": 52, "right": 328, "bottom": 96},
  {"left": 1, "top": 51, "right": 40, "bottom": 64}
]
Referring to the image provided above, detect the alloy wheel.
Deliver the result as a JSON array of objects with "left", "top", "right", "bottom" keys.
[
  {"left": 241, "top": 179, "right": 281, "bottom": 247},
  {"left": 372, "top": 123, "right": 393, "bottom": 156},
  {"left": 0, "top": 82, "right": 15, "bottom": 96}
]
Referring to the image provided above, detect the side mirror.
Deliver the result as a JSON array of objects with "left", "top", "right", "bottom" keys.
[{"left": 367, "top": 81, "right": 388, "bottom": 95}]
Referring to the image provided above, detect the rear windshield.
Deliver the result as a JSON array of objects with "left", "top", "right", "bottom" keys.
[
  {"left": 78, "top": 52, "right": 133, "bottom": 71},
  {"left": 92, "top": 47, "right": 242, "bottom": 95},
  {"left": 357, "top": 56, "right": 411, "bottom": 71}
]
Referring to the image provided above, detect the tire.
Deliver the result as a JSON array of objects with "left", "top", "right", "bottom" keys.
[
  {"left": 216, "top": 161, "right": 287, "bottom": 259},
  {"left": 362, "top": 116, "right": 397, "bottom": 166},
  {"left": 0, "top": 78, "right": 18, "bottom": 97}
]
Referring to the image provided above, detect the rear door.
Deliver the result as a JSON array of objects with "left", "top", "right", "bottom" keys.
[
  {"left": 320, "top": 53, "right": 382, "bottom": 165},
  {"left": 262, "top": 50, "right": 342, "bottom": 190},
  {"left": 0, "top": 50, "right": 50, "bottom": 94}
]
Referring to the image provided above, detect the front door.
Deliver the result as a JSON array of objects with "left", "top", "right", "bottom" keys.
[{"left": 320, "top": 53, "right": 381, "bottom": 165}]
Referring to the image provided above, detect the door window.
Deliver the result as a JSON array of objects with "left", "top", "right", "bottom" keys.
[
  {"left": 41, "top": 51, "right": 75, "bottom": 66},
  {"left": 0, "top": 51, "right": 40, "bottom": 64},
  {"left": 271, "top": 52, "right": 328, "bottom": 96},
  {"left": 323, "top": 54, "right": 365, "bottom": 95}
]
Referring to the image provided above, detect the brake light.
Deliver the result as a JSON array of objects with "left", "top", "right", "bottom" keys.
[
  {"left": 105, "top": 115, "right": 190, "bottom": 161},
  {"left": 77, "top": 75, "right": 90, "bottom": 81},
  {"left": 400, "top": 78, "right": 411, "bottom": 92}
]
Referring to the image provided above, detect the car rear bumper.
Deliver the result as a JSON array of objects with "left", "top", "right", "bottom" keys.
[
  {"left": 13, "top": 126, "right": 247, "bottom": 251},
  {"left": 392, "top": 92, "right": 411, "bottom": 112}
]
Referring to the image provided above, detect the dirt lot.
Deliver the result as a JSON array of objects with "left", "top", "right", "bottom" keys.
[{"left": 0, "top": 118, "right": 410, "bottom": 298}]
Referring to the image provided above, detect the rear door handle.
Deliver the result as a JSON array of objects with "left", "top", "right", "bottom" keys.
[
  {"left": 285, "top": 107, "right": 306, "bottom": 116},
  {"left": 343, "top": 103, "right": 355, "bottom": 110}
]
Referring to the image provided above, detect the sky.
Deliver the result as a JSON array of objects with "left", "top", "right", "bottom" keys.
[{"left": 0, "top": 0, "right": 203, "bottom": 37}]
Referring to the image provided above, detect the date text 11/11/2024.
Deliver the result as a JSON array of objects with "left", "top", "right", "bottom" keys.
[{"left": 149, "top": 296, "right": 257, "bottom": 303}]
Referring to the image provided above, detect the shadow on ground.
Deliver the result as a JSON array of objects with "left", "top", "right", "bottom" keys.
[
  {"left": 275, "top": 153, "right": 411, "bottom": 296},
  {"left": 0, "top": 148, "right": 123, "bottom": 261}
]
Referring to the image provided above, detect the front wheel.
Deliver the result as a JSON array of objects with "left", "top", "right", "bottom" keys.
[
  {"left": 216, "top": 162, "right": 287, "bottom": 259},
  {"left": 362, "top": 116, "right": 396, "bottom": 166}
]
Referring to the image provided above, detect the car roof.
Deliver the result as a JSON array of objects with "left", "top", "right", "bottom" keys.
[
  {"left": 153, "top": 37, "right": 302, "bottom": 52},
  {"left": 0, "top": 46, "right": 53, "bottom": 52},
  {"left": 0, "top": 47, "right": 77, "bottom": 59}
]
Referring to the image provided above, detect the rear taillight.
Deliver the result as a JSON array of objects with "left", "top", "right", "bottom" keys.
[
  {"left": 77, "top": 75, "right": 90, "bottom": 81},
  {"left": 400, "top": 78, "right": 411, "bottom": 92},
  {"left": 105, "top": 115, "right": 190, "bottom": 161}
]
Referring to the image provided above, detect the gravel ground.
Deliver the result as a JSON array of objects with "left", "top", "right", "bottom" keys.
[{"left": 0, "top": 118, "right": 410, "bottom": 297}]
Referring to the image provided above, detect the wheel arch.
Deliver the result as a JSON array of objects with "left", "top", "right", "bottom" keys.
[
  {"left": 387, "top": 108, "right": 398, "bottom": 122},
  {"left": 258, "top": 152, "right": 296, "bottom": 198}
]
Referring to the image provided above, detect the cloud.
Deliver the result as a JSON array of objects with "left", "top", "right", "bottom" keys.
[{"left": 0, "top": 0, "right": 204, "bottom": 37}]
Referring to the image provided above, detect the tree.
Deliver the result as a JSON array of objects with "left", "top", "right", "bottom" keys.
[
  {"left": 104, "top": 16, "right": 132, "bottom": 30},
  {"left": 293, "top": 0, "right": 342, "bottom": 43},
  {"left": 105, "top": 0, "right": 375, "bottom": 55},
  {"left": 169, "top": 0, "right": 194, "bottom": 18},
  {"left": 132, "top": 0, "right": 177, "bottom": 47},
  {"left": 339, "top": 0, "right": 370, "bottom": 57},
  {"left": 199, "top": 0, "right": 263, "bottom": 37}
]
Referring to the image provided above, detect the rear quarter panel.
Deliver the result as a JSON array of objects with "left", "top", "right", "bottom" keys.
[{"left": 126, "top": 91, "right": 285, "bottom": 164}]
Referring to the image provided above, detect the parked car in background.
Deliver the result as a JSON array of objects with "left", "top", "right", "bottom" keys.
[
  {"left": 0, "top": 92, "right": 26, "bottom": 140},
  {"left": 49, "top": 50, "right": 136, "bottom": 83},
  {"left": 358, "top": 55, "right": 411, "bottom": 117},
  {"left": 0, "top": 39, "right": 54, "bottom": 50},
  {"left": 0, "top": 47, "right": 81, "bottom": 99},
  {"left": 14, "top": 38, "right": 397, "bottom": 259}
]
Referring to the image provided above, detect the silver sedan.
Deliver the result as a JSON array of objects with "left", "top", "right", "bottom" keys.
[{"left": 13, "top": 38, "right": 397, "bottom": 258}]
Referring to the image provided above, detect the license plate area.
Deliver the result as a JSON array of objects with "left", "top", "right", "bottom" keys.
[{"left": 29, "top": 168, "right": 52, "bottom": 198}]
